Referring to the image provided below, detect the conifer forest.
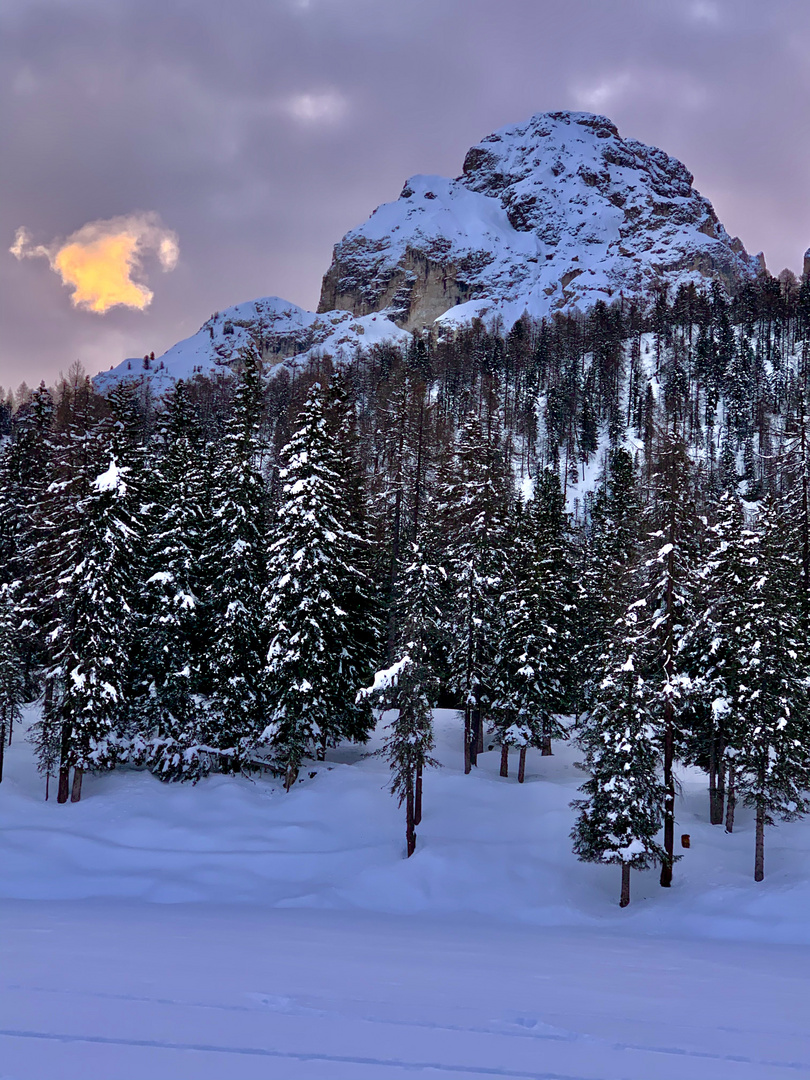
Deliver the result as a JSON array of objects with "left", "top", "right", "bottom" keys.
[{"left": 4, "top": 275, "right": 810, "bottom": 908}]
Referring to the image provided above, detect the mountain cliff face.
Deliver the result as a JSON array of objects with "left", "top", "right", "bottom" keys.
[
  {"left": 97, "top": 111, "right": 763, "bottom": 391},
  {"left": 319, "top": 111, "right": 762, "bottom": 330}
]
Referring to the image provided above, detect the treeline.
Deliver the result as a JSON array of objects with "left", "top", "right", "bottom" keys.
[{"left": 3, "top": 272, "right": 810, "bottom": 905}]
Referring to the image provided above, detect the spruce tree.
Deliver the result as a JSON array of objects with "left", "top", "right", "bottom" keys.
[
  {"left": 438, "top": 409, "right": 513, "bottom": 772},
  {"left": 50, "top": 457, "right": 139, "bottom": 801},
  {"left": 572, "top": 607, "right": 665, "bottom": 908},
  {"left": 680, "top": 493, "right": 757, "bottom": 828},
  {"left": 263, "top": 383, "right": 376, "bottom": 788},
  {"left": 139, "top": 381, "right": 209, "bottom": 780},
  {"left": 204, "top": 354, "right": 268, "bottom": 772},
  {"left": 0, "top": 581, "right": 24, "bottom": 782},
  {"left": 359, "top": 537, "right": 442, "bottom": 853},
  {"left": 735, "top": 497, "right": 810, "bottom": 880},
  {"left": 492, "top": 469, "right": 573, "bottom": 780}
]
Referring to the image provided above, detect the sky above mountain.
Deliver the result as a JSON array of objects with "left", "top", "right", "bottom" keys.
[{"left": 4, "top": 0, "right": 810, "bottom": 389}]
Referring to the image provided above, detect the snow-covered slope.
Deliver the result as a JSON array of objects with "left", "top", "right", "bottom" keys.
[
  {"left": 94, "top": 297, "right": 409, "bottom": 395},
  {"left": 4, "top": 707, "right": 810, "bottom": 943},
  {"left": 320, "top": 110, "right": 762, "bottom": 330}
]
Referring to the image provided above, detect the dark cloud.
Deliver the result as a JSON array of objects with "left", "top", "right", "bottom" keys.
[{"left": 3, "top": 0, "right": 810, "bottom": 388}]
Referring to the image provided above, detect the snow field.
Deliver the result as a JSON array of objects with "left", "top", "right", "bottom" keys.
[
  {"left": 3, "top": 708, "right": 810, "bottom": 941},
  {"left": 3, "top": 903, "right": 810, "bottom": 1078},
  {"left": 4, "top": 708, "right": 810, "bottom": 1077}
]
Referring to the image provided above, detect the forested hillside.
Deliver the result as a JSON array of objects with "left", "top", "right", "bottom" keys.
[{"left": 3, "top": 272, "right": 810, "bottom": 905}]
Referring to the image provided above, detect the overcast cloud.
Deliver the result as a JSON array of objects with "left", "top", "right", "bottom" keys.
[{"left": 3, "top": 0, "right": 810, "bottom": 389}]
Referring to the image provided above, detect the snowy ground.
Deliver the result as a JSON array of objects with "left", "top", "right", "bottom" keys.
[
  {"left": 4, "top": 902, "right": 810, "bottom": 1079},
  {"left": 3, "top": 708, "right": 810, "bottom": 1078}
]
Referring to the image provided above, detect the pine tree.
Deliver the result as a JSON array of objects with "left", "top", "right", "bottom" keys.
[
  {"left": 492, "top": 468, "right": 573, "bottom": 780},
  {"left": 0, "top": 581, "right": 24, "bottom": 782},
  {"left": 49, "top": 457, "right": 139, "bottom": 801},
  {"left": 735, "top": 497, "right": 810, "bottom": 880},
  {"left": 680, "top": 493, "right": 757, "bottom": 828},
  {"left": 138, "top": 381, "right": 209, "bottom": 780},
  {"left": 204, "top": 354, "right": 268, "bottom": 772},
  {"left": 580, "top": 447, "right": 641, "bottom": 709},
  {"left": 438, "top": 409, "right": 514, "bottom": 772},
  {"left": 572, "top": 606, "right": 665, "bottom": 908},
  {"left": 359, "top": 537, "right": 443, "bottom": 853},
  {"left": 263, "top": 383, "right": 376, "bottom": 788},
  {"left": 638, "top": 429, "right": 696, "bottom": 887}
]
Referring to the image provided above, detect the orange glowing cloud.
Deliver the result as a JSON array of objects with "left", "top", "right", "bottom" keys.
[{"left": 10, "top": 213, "right": 179, "bottom": 313}]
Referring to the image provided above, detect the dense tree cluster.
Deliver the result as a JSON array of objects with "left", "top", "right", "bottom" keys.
[{"left": 4, "top": 272, "right": 810, "bottom": 900}]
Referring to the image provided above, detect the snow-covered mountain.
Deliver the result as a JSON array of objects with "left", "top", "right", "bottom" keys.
[
  {"left": 96, "top": 110, "right": 762, "bottom": 391},
  {"left": 320, "top": 110, "right": 762, "bottom": 330},
  {"left": 94, "top": 297, "right": 409, "bottom": 395}
]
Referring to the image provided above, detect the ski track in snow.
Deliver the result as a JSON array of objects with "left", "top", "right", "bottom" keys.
[
  {"left": 4, "top": 707, "right": 810, "bottom": 1077},
  {"left": 3, "top": 904, "right": 810, "bottom": 1079}
]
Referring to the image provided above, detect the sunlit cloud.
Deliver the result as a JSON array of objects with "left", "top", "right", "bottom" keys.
[{"left": 9, "top": 212, "right": 179, "bottom": 313}]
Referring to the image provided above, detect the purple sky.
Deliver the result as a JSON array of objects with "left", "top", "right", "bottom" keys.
[{"left": 3, "top": 0, "right": 810, "bottom": 390}]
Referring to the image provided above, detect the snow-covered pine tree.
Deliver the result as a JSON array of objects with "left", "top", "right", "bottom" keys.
[
  {"left": 679, "top": 492, "right": 757, "bottom": 828},
  {"left": 572, "top": 606, "right": 665, "bottom": 908},
  {"left": 98, "top": 380, "right": 154, "bottom": 753},
  {"left": 581, "top": 447, "right": 642, "bottom": 686},
  {"left": 491, "top": 467, "right": 573, "bottom": 780},
  {"left": 204, "top": 352, "right": 268, "bottom": 772},
  {"left": 638, "top": 428, "right": 696, "bottom": 887},
  {"left": 359, "top": 536, "right": 443, "bottom": 853},
  {"left": 27, "top": 374, "right": 114, "bottom": 801},
  {"left": 50, "top": 457, "right": 140, "bottom": 801},
  {"left": 0, "top": 383, "right": 56, "bottom": 694},
  {"left": 263, "top": 382, "right": 376, "bottom": 788},
  {"left": 438, "top": 409, "right": 514, "bottom": 772},
  {"left": 0, "top": 581, "right": 24, "bottom": 782},
  {"left": 734, "top": 496, "right": 810, "bottom": 881},
  {"left": 138, "top": 381, "right": 209, "bottom": 780},
  {"left": 324, "top": 375, "right": 381, "bottom": 741}
]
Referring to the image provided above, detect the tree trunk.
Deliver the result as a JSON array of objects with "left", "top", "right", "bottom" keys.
[
  {"left": 518, "top": 746, "right": 526, "bottom": 784},
  {"left": 717, "top": 756, "right": 726, "bottom": 818},
  {"left": 470, "top": 708, "right": 481, "bottom": 767},
  {"left": 464, "top": 708, "right": 471, "bottom": 775},
  {"left": 620, "top": 862, "right": 631, "bottom": 908},
  {"left": 70, "top": 767, "right": 83, "bottom": 803},
  {"left": 709, "top": 741, "right": 723, "bottom": 824},
  {"left": 476, "top": 709, "right": 484, "bottom": 755},
  {"left": 500, "top": 743, "right": 509, "bottom": 777},
  {"left": 57, "top": 724, "right": 71, "bottom": 804},
  {"left": 541, "top": 734, "right": 553, "bottom": 756},
  {"left": 754, "top": 801, "right": 765, "bottom": 882},
  {"left": 406, "top": 780, "right": 416, "bottom": 858},
  {"left": 45, "top": 771, "right": 50, "bottom": 801},
  {"left": 724, "top": 764, "right": 736, "bottom": 834},
  {"left": 414, "top": 761, "right": 423, "bottom": 826},
  {"left": 284, "top": 763, "right": 298, "bottom": 792},
  {"left": 659, "top": 705, "right": 675, "bottom": 888},
  {"left": 0, "top": 722, "right": 5, "bottom": 783}
]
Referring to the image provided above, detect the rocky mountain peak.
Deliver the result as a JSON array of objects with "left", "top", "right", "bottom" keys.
[
  {"left": 96, "top": 111, "right": 765, "bottom": 393},
  {"left": 319, "top": 110, "right": 761, "bottom": 331}
]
